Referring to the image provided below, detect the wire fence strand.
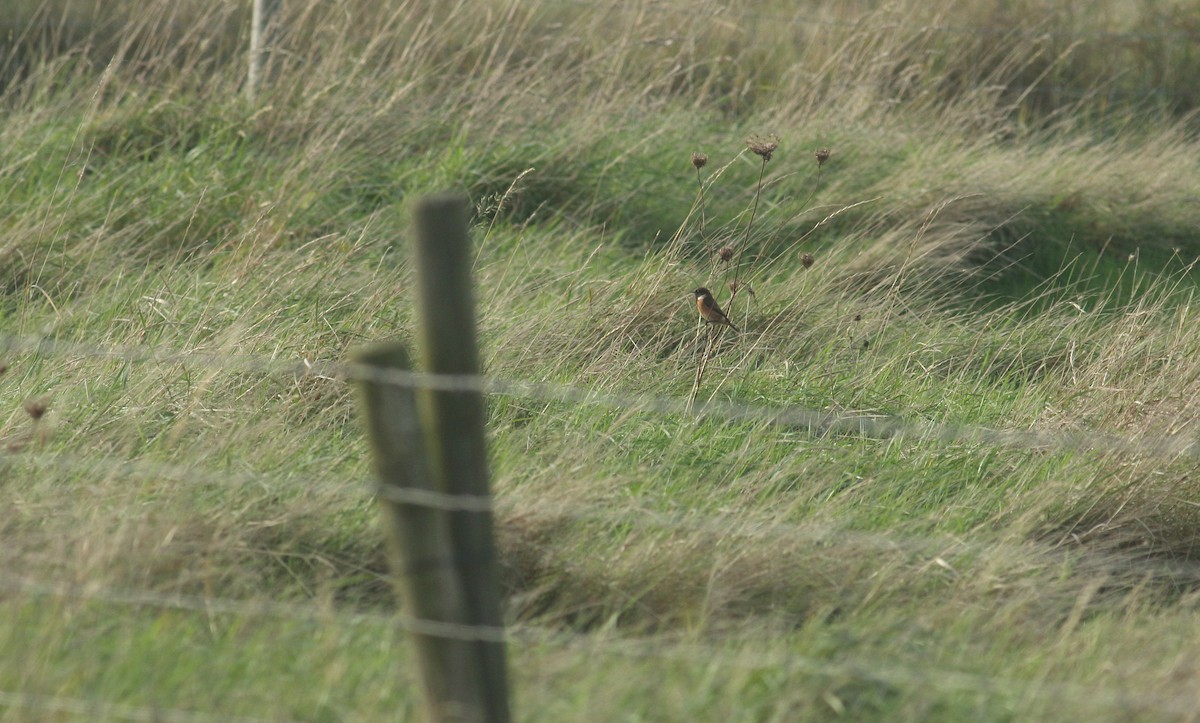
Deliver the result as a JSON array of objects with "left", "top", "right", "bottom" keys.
[
  {"left": 9, "top": 445, "right": 1200, "bottom": 582},
  {"left": 4, "top": 331, "right": 1198, "bottom": 463},
  {"left": 5, "top": 332, "right": 1200, "bottom": 716},
  {"left": 2, "top": 571, "right": 1199, "bottom": 718},
  {"left": 3, "top": 3, "right": 1199, "bottom": 718}
]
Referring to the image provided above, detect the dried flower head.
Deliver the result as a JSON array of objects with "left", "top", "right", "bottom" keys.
[
  {"left": 691, "top": 152, "right": 708, "bottom": 170},
  {"left": 853, "top": 313, "right": 862, "bottom": 322},
  {"left": 815, "top": 148, "right": 831, "bottom": 167},
  {"left": 24, "top": 399, "right": 47, "bottom": 421},
  {"left": 800, "top": 253, "right": 815, "bottom": 269},
  {"left": 0, "top": 363, "right": 7, "bottom": 375},
  {"left": 746, "top": 134, "right": 779, "bottom": 162},
  {"left": 717, "top": 245, "right": 735, "bottom": 262}
]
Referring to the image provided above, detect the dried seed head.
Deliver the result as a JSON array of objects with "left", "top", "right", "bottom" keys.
[
  {"left": 0, "top": 363, "right": 7, "bottom": 375},
  {"left": 24, "top": 399, "right": 47, "bottom": 421},
  {"left": 746, "top": 134, "right": 779, "bottom": 162},
  {"left": 691, "top": 152, "right": 708, "bottom": 170},
  {"left": 853, "top": 313, "right": 862, "bottom": 322},
  {"left": 717, "top": 245, "right": 735, "bottom": 262},
  {"left": 801, "top": 253, "right": 815, "bottom": 268},
  {"left": 815, "top": 148, "right": 831, "bottom": 167}
]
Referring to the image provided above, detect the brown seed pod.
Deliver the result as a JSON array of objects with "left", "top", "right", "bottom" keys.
[
  {"left": 746, "top": 134, "right": 779, "bottom": 162},
  {"left": 24, "top": 399, "right": 47, "bottom": 421}
]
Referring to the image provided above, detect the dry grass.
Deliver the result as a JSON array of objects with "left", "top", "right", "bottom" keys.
[{"left": 2, "top": 0, "right": 1200, "bottom": 719}]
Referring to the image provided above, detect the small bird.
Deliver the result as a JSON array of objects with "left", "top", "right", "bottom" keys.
[{"left": 693, "top": 287, "right": 739, "bottom": 332}]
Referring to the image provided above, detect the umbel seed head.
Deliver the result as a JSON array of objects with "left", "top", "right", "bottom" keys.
[
  {"left": 24, "top": 399, "right": 47, "bottom": 421},
  {"left": 718, "top": 245, "right": 735, "bottom": 262},
  {"left": 815, "top": 148, "right": 831, "bottom": 167},
  {"left": 691, "top": 152, "right": 708, "bottom": 170},
  {"left": 746, "top": 134, "right": 779, "bottom": 162},
  {"left": 801, "top": 253, "right": 815, "bottom": 268}
]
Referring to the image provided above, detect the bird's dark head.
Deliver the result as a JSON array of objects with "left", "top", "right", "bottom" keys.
[{"left": 693, "top": 287, "right": 712, "bottom": 299}]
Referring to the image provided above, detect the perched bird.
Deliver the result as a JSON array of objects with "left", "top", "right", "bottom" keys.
[{"left": 693, "top": 287, "right": 739, "bottom": 332}]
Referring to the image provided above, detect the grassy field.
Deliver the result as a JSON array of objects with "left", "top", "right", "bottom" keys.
[{"left": 3, "top": 0, "right": 1200, "bottom": 720}]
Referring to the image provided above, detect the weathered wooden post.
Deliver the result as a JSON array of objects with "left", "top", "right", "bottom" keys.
[
  {"left": 354, "top": 193, "right": 511, "bottom": 722},
  {"left": 247, "top": 0, "right": 281, "bottom": 100}
]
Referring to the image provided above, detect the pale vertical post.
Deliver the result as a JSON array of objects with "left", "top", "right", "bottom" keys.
[{"left": 247, "top": 0, "right": 281, "bottom": 100}]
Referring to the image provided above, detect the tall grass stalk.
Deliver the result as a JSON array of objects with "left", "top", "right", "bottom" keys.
[{"left": 2, "top": 0, "right": 1200, "bottom": 719}]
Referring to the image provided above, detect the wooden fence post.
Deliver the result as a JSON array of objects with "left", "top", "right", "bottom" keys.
[
  {"left": 354, "top": 193, "right": 511, "bottom": 722},
  {"left": 247, "top": 0, "right": 281, "bottom": 100}
]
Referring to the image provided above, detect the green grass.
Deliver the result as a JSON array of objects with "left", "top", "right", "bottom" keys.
[{"left": 3, "top": 0, "right": 1200, "bottom": 720}]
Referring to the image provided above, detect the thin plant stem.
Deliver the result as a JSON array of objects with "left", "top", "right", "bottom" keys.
[
  {"left": 729, "top": 156, "right": 767, "bottom": 318},
  {"left": 687, "top": 328, "right": 717, "bottom": 413},
  {"left": 696, "top": 165, "right": 710, "bottom": 259}
]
